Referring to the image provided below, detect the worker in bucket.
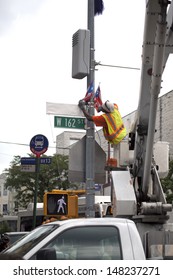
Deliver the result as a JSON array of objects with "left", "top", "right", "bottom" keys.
[{"left": 79, "top": 100, "right": 126, "bottom": 145}]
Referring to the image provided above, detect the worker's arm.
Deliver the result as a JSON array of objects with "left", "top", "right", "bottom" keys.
[
  {"left": 78, "top": 100, "right": 93, "bottom": 121},
  {"left": 81, "top": 108, "right": 93, "bottom": 121}
]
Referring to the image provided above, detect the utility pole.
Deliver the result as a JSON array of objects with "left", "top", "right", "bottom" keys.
[
  {"left": 32, "top": 156, "right": 40, "bottom": 229},
  {"left": 85, "top": 0, "right": 95, "bottom": 217}
]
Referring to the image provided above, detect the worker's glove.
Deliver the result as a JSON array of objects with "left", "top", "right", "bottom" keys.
[{"left": 78, "top": 99, "right": 85, "bottom": 110}]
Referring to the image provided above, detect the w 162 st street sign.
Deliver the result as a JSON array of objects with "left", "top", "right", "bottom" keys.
[{"left": 54, "top": 116, "right": 85, "bottom": 130}]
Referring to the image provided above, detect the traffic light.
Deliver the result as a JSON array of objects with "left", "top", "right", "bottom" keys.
[{"left": 43, "top": 190, "right": 78, "bottom": 218}]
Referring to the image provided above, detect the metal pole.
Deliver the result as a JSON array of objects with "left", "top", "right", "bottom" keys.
[
  {"left": 85, "top": 0, "right": 95, "bottom": 217},
  {"left": 32, "top": 156, "right": 40, "bottom": 228},
  {"left": 142, "top": 6, "right": 167, "bottom": 195}
]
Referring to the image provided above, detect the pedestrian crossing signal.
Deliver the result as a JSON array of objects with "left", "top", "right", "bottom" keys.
[
  {"left": 47, "top": 193, "right": 68, "bottom": 215},
  {"left": 43, "top": 190, "right": 78, "bottom": 218}
]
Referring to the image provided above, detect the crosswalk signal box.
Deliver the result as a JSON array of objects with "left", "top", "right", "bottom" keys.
[{"left": 44, "top": 190, "right": 78, "bottom": 218}]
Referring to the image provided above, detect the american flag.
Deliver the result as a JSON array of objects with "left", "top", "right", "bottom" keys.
[
  {"left": 83, "top": 82, "right": 94, "bottom": 102},
  {"left": 94, "top": 85, "right": 102, "bottom": 112}
]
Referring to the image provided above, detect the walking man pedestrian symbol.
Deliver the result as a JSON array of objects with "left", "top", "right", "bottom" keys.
[{"left": 57, "top": 195, "right": 66, "bottom": 214}]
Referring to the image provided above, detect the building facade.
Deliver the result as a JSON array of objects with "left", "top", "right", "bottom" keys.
[
  {"left": 0, "top": 173, "right": 16, "bottom": 216},
  {"left": 155, "top": 90, "right": 173, "bottom": 160},
  {"left": 122, "top": 90, "right": 173, "bottom": 160},
  {"left": 56, "top": 131, "right": 85, "bottom": 155}
]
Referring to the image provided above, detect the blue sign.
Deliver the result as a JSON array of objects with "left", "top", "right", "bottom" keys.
[
  {"left": 21, "top": 157, "right": 36, "bottom": 165},
  {"left": 94, "top": 184, "right": 102, "bottom": 191},
  {"left": 30, "top": 134, "right": 49, "bottom": 156},
  {"left": 21, "top": 157, "right": 52, "bottom": 165},
  {"left": 40, "top": 157, "right": 51, "bottom": 164}
]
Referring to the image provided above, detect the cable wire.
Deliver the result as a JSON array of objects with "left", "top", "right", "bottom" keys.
[{"left": 0, "top": 140, "right": 55, "bottom": 149}]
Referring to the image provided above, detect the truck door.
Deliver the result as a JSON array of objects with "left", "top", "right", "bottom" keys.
[{"left": 34, "top": 225, "right": 122, "bottom": 260}]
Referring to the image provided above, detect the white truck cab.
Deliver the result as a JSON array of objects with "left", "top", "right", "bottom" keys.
[{"left": 2, "top": 218, "right": 145, "bottom": 260}]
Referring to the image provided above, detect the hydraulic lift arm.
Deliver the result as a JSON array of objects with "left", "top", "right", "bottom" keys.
[{"left": 133, "top": 0, "right": 172, "bottom": 209}]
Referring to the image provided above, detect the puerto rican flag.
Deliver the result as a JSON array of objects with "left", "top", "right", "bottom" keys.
[
  {"left": 94, "top": 85, "right": 102, "bottom": 112},
  {"left": 83, "top": 82, "right": 94, "bottom": 102}
]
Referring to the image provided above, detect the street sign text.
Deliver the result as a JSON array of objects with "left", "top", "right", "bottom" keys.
[{"left": 54, "top": 116, "right": 85, "bottom": 129}]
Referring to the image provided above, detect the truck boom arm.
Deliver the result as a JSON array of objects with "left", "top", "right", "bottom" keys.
[{"left": 133, "top": 0, "right": 172, "bottom": 204}]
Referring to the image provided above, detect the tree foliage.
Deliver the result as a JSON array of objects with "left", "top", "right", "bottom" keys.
[
  {"left": 161, "top": 160, "right": 173, "bottom": 204},
  {"left": 0, "top": 221, "right": 11, "bottom": 234},
  {"left": 4, "top": 154, "right": 72, "bottom": 208}
]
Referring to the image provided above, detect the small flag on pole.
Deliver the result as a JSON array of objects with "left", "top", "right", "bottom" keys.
[
  {"left": 83, "top": 82, "right": 94, "bottom": 102},
  {"left": 94, "top": 85, "right": 102, "bottom": 112}
]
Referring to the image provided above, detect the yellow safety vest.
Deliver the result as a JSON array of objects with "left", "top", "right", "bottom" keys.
[{"left": 102, "top": 105, "right": 127, "bottom": 144}]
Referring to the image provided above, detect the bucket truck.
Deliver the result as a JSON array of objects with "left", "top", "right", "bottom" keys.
[{"left": 110, "top": 0, "right": 173, "bottom": 259}]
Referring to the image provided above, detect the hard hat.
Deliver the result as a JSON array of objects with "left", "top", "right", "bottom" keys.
[{"left": 102, "top": 101, "right": 114, "bottom": 113}]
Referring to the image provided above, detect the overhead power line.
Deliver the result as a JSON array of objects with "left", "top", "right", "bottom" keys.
[
  {"left": 0, "top": 140, "right": 55, "bottom": 149},
  {"left": 0, "top": 140, "right": 28, "bottom": 146}
]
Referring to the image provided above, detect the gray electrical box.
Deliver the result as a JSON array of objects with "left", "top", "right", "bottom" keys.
[{"left": 72, "top": 29, "right": 90, "bottom": 79}]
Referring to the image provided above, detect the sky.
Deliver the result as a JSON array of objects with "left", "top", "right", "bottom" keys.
[{"left": 0, "top": 0, "right": 173, "bottom": 174}]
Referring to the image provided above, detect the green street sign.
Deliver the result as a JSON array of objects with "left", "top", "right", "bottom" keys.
[{"left": 54, "top": 116, "right": 85, "bottom": 129}]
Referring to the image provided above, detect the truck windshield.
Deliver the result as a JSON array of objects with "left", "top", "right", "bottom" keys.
[{"left": 2, "top": 224, "right": 58, "bottom": 257}]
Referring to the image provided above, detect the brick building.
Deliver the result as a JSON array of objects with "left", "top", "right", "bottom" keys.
[{"left": 122, "top": 90, "right": 173, "bottom": 161}]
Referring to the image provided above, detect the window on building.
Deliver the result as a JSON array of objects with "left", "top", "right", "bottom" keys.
[
  {"left": 3, "top": 188, "right": 7, "bottom": 196},
  {"left": 3, "top": 204, "right": 8, "bottom": 215}
]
